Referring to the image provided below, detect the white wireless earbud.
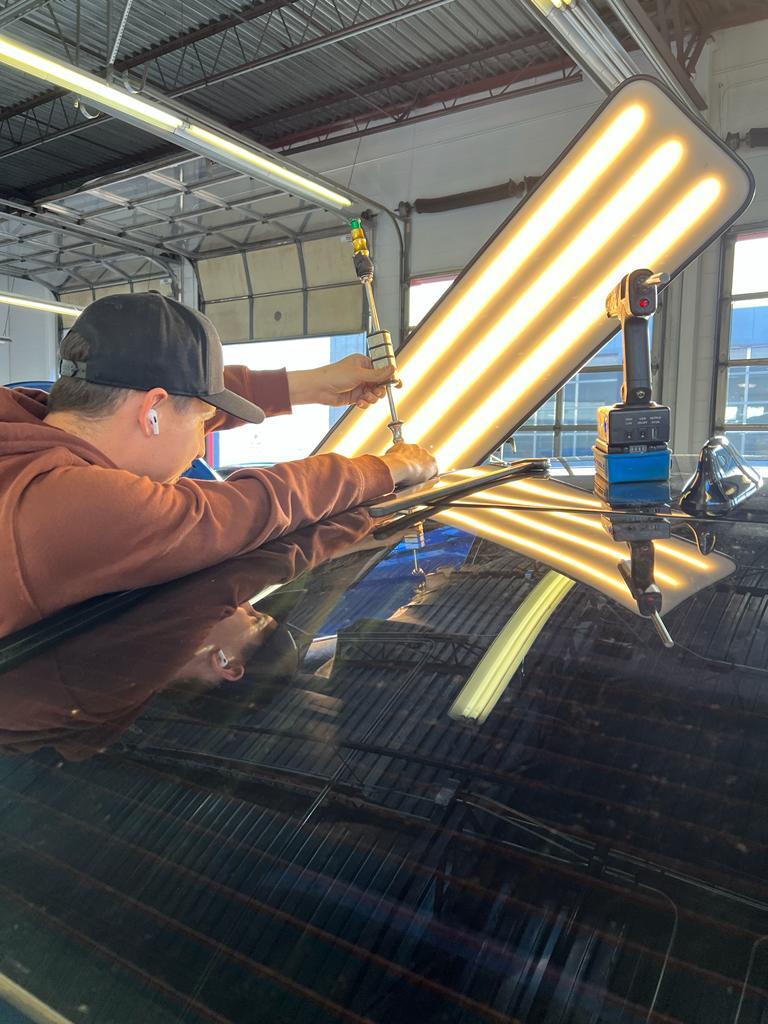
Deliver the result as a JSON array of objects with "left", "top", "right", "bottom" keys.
[
  {"left": 147, "top": 409, "right": 160, "bottom": 436},
  {"left": 216, "top": 649, "right": 229, "bottom": 668}
]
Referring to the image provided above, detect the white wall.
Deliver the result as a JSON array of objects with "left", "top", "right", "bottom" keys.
[
  {"left": 0, "top": 276, "right": 58, "bottom": 385},
  {"left": 298, "top": 75, "right": 607, "bottom": 341}
]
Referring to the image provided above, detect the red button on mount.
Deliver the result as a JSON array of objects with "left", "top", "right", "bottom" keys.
[{"left": 639, "top": 297, "right": 650, "bottom": 308}]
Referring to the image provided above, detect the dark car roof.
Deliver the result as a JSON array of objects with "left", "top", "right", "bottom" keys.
[{"left": 2, "top": 460, "right": 768, "bottom": 1024}]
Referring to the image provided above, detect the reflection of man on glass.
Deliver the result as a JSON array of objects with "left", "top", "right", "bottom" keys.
[
  {"left": 0, "top": 510, "right": 378, "bottom": 761},
  {"left": 0, "top": 294, "right": 437, "bottom": 637}
]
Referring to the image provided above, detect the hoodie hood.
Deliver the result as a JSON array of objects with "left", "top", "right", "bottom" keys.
[{"left": 0, "top": 386, "right": 115, "bottom": 465}]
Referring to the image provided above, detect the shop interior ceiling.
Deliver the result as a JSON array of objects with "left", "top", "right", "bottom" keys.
[{"left": 0, "top": 0, "right": 764, "bottom": 295}]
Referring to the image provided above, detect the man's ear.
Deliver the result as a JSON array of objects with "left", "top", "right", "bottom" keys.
[
  {"left": 138, "top": 388, "right": 170, "bottom": 437},
  {"left": 208, "top": 650, "right": 245, "bottom": 682}
]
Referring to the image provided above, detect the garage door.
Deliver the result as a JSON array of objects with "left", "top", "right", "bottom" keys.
[{"left": 197, "top": 235, "right": 365, "bottom": 344}]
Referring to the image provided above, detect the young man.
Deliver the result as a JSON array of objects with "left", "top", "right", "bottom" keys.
[{"left": 0, "top": 292, "right": 437, "bottom": 637}]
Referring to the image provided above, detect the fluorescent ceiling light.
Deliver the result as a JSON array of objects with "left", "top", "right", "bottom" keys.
[
  {"left": 0, "top": 33, "right": 352, "bottom": 212},
  {"left": 319, "top": 78, "right": 754, "bottom": 467},
  {"left": 0, "top": 292, "right": 81, "bottom": 318},
  {"left": 182, "top": 126, "right": 351, "bottom": 209},
  {"left": 0, "top": 35, "right": 181, "bottom": 132},
  {"left": 428, "top": 471, "right": 735, "bottom": 615},
  {"left": 449, "top": 571, "right": 575, "bottom": 723}
]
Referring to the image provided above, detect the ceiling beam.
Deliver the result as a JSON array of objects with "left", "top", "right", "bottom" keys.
[
  {"left": 0, "top": 0, "right": 300, "bottom": 121},
  {"left": 0, "top": 0, "right": 51, "bottom": 27}
]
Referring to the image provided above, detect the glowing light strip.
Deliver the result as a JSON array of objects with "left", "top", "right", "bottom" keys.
[
  {"left": 0, "top": 34, "right": 182, "bottom": 131},
  {"left": 332, "top": 103, "right": 647, "bottom": 455},
  {"left": 183, "top": 126, "right": 352, "bottom": 208},
  {"left": 0, "top": 34, "right": 352, "bottom": 210},
  {"left": 407, "top": 140, "right": 683, "bottom": 442},
  {"left": 436, "top": 176, "right": 722, "bottom": 468},
  {"left": 449, "top": 571, "right": 575, "bottom": 723},
  {"left": 0, "top": 292, "right": 82, "bottom": 318},
  {"left": 439, "top": 508, "right": 629, "bottom": 593}
]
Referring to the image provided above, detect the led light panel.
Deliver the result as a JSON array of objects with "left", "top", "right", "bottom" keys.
[
  {"left": 319, "top": 78, "right": 754, "bottom": 467},
  {"left": 422, "top": 470, "right": 734, "bottom": 614}
]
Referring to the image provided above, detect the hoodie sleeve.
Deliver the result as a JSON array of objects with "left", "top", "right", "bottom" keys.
[
  {"left": 206, "top": 365, "right": 292, "bottom": 432},
  {"left": 15, "top": 453, "right": 394, "bottom": 621}
]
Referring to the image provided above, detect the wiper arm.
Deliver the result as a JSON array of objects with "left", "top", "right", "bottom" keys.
[{"left": 371, "top": 458, "right": 551, "bottom": 539}]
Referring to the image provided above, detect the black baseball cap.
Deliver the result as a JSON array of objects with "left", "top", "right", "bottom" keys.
[{"left": 58, "top": 292, "right": 265, "bottom": 424}]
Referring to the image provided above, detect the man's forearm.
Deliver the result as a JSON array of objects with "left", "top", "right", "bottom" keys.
[{"left": 286, "top": 368, "right": 318, "bottom": 406}]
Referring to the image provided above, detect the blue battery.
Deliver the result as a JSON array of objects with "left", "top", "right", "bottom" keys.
[{"left": 593, "top": 444, "right": 671, "bottom": 484}]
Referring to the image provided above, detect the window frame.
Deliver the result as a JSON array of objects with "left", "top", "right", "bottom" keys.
[
  {"left": 512, "top": 356, "right": 624, "bottom": 458},
  {"left": 713, "top": 222, "right": 768, "bottom": 441}
]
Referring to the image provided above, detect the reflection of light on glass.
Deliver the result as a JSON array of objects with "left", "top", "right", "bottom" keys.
[
  {"left": 436, "top": 477, "right": 736, "bottom": 614},
  {"left": 321, "top": 79, "right": 751, "bottom": 467},
  {"left": 450, "top": 571, "right": 575, "bottom": 723}
]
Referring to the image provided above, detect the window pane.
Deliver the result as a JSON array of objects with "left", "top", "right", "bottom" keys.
[
  {"left": 560, "top": 430, "right": 597, "bottom": 457},
  {"left": 519, "top": 394, "right": 557, "bottom": 427},
  {"left": 562, "top": 370, "right": 623, "bottom": 424},
  {"left": 408, "top": 277, "right": 455, "bottom": 328},
  {"left": 510, "top": 431, "right": 555, "bottom": 457},
  {"left": 725, "top": 364, "right": 768, "bottom": 425},
  {"left": 586, "top": 330, "right": 623, "bottom": 367},
  {"left": 729, "top": 298, "right": 768, "bottom": 359},
  {"left": 219, "top": 338, "right": 332, "bottom": 466},
  {"left": 722, "top": 430, "right": 768, "bottom": 458},
  {"left": 732, "top": 234, "right": 768, "bottom": 295}
]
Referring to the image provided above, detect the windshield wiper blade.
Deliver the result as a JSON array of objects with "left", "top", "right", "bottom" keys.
[{"left": 371, "top": 458, "right": 551, "bottom": 538}]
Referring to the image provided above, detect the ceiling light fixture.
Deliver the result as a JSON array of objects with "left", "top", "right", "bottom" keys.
[
  {"left": 0, "top": 34, "right": 353, "bottom": 212},
  {"left": 0, "top": 292, "right": 82, "bottom": 318}
]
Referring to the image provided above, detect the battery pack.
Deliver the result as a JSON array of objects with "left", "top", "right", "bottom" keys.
[
  {"left": 594, "top": 472, "right": 672, "bottom": 508},
  {"left": 593, "top": 442, "right": 671, "bottom": 484}
]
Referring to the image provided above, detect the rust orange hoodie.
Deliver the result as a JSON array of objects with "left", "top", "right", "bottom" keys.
[{"left": 0, "top": 366, "right": 393, "bottom": 637}]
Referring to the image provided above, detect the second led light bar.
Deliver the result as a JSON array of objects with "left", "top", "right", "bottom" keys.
[{"left": 319, "top": 77, "right": 754, "bottom": 467}]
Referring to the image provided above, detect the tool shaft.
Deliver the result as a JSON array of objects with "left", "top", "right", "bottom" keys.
[
  {"left": 363, "top": 280, "right": 381, "bottom": 332},
  {"left": 363, "top": 275, "right": 402, "bottom": 442}
]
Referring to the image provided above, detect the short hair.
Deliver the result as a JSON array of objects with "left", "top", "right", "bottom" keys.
[{"left": 48, "top": 329, "right": 196, "bottom": 418}]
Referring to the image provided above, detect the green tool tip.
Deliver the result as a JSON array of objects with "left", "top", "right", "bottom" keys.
[{"left": 350, "top": 218, "right": 362, "bottom": 229}]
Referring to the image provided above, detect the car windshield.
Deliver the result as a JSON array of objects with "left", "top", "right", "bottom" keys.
[{"left": 2, "top": 464, "right": 768, "bottom": 1024}]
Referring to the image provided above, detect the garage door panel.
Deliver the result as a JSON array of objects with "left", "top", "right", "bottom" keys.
[
  {"left": 205, "top": 298, "right": 250, "bottom": 343},
  {"left": 253, "top": 292, "right": 303, "bottom": 341},
  {"left": 308, "top": 285, "right": 363, "bottom": 336},
  {"left": 246, "top": 246, "right": 302, "bottom": 292}
]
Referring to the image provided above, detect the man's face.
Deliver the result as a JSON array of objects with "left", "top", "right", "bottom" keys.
[{"left": 151, "top": 397, "right": 217, "bottom": 483}]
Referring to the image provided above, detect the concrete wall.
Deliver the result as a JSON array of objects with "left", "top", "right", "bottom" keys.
[{"left": 0, "top": 276, "right": 58, "bottom": 385}]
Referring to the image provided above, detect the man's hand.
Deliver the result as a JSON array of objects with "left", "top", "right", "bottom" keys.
[
  {"left": 288, "top": 354, "right": 399, "bottom": 409},
  {"left": 380, "top": 443, "right": 438, "bottom": 488}
]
